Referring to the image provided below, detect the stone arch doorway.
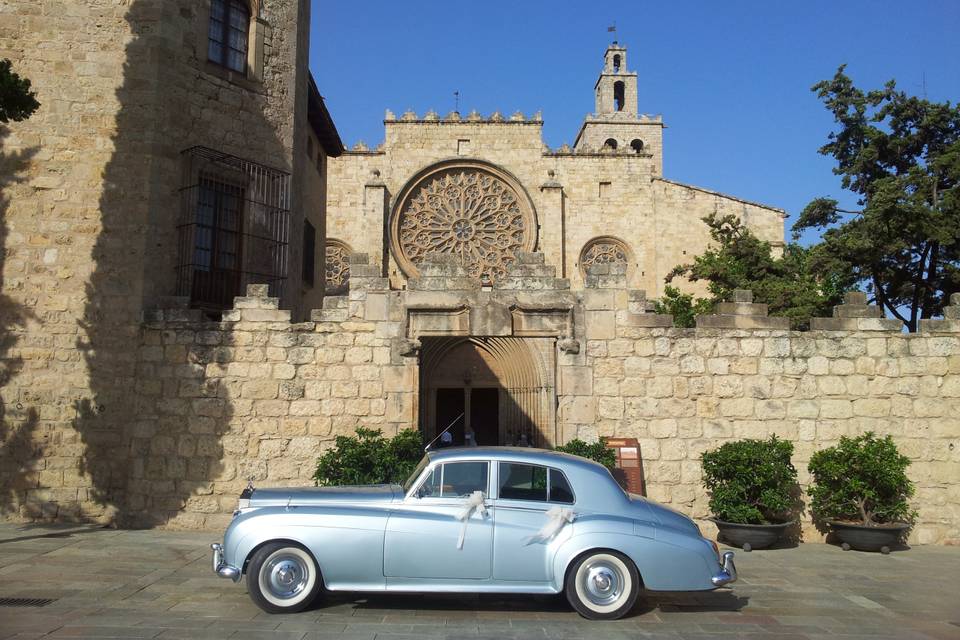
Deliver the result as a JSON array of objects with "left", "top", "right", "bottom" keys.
[{"left": 419, "top": 336, "right": 556, "bottom": 448}]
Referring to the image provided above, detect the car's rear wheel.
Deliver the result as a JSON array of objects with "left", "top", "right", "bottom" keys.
[
  {"left": 247, "top": 542, "right": 322, "bottom": 613},
  {"left": 565, "top": 550, "right": 640, "bottom": 620}
]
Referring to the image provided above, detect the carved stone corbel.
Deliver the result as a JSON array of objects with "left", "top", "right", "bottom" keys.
[{"left": 557, "top": 335, "right": 580, "bottom": 355}]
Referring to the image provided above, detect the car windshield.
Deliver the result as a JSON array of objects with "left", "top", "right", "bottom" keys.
[{"left": 402, "top": 454, "right": 430, "bottom": 492}]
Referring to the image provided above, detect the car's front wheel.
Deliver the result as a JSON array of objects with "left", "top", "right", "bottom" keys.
[
  {"left": 565, "top": 550, "right": 640, "bottom": 620},
  {"left": 247, "top": 542, "right": 322, "bottom": 613}
]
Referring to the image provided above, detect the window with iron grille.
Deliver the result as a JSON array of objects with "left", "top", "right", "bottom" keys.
[
  {"left": 208, "top": 0, "right": 250, "bottom": 73},
  {"left": 303, "top": 220, "right": 316, "bottom": 288},
  {"left": 177, "top": 146, "right": 290, "bottom": 314}
]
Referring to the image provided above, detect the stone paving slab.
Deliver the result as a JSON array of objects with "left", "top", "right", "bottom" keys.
[{"left": 0, "top": 524, "right": 957, "bottom": 639}]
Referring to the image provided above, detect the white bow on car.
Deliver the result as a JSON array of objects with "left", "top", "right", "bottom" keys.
[
  {"left": 524, "top": 506, "right": 576, "bottom": 545},
  {"left": 455, "top": 490, "right": 488, "bottom": 549}
]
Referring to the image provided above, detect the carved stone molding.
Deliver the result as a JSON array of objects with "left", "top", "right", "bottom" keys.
[
  {"left": 509, "top": 305, "right": 574, "bottom": 337},
  {"left": 406, "top": 306, "right": 471, "bottom": 337},
  {"left": 578, "top": 236, "right": 633, "bottom": 279},
  {"left": 324, "top": 239, "right": 352, "bottom": 295},
  {"left": 390, "top": 160, "right": 537, "bottom": 285}
]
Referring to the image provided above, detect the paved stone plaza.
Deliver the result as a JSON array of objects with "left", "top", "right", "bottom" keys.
[{"left": 0, "top": 524, "right": 957, "bottom": 639}]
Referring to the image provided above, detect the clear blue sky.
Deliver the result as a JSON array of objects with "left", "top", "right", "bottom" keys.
[{"left": 311, "top": 0, "right": 960, "bottom": 245}]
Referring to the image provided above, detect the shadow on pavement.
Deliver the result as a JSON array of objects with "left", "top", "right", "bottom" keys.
[
  {"left": 306, "top": 588, "right": 747, "bottom": 619},
  {"left": 0, "top": 524, "right": 107, "bottom": 545}
]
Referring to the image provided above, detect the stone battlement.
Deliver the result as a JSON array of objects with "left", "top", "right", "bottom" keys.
[{"left": 384, "top": 109, "right": 544, "bottom": 124}]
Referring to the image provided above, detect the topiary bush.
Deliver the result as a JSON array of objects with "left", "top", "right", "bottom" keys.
[
  {"left": 314, "top": 428, "right": 424, "bottom": 486},
  {"left": 807, "top": 432, "right": 916, "bottom": 526},
  {"left": 701, "top": 436, "right": 799, "bottom": 525},
  {"left": 554, "top": 438, "right": 617, "bottom": 470}
]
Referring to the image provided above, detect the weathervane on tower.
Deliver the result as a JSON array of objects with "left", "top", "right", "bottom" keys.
[{"left": 607, "top": 22, "right": 617, "bottom": 44}]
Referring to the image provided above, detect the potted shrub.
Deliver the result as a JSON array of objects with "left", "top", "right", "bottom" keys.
[
  {"left": 701, "top": 436, "right": 799, "bottom": 551},
  {"left": 808, "top": 432, "right": 916, "bottom": 553}
]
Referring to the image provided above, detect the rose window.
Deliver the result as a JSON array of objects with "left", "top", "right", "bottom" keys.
[
  {"left": 391, "top": 163, "right": 536, "bottom": 284},
  {"left": 325, "top": 239, "right": 351, "bottom": 295},
  {"left": 579, "top": 237, "right": 632, "bottom": 278}
]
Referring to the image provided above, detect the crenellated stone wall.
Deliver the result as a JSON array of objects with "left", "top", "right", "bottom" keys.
[{"left": 2, "top": 251, "right": 958, "bottom": 544}]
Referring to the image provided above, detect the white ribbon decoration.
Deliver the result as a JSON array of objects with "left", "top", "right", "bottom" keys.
[
  {"left": 524, "top": 506, "right": 576, "bottom": 545},
  {"left": 455, "top": 490, "right": 488, "bottom": 550}
]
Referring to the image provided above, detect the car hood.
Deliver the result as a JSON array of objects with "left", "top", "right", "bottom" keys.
[
  {"left": 248, "top": 484, "right": 402, "bottom": 507},
  {"left": 629, "top": 493, "right": 701, "bottom": 538}
]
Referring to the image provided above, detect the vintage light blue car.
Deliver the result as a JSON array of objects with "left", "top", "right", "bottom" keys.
[{"left": 211, "top": 447, "right": 736, "bottom": 619}]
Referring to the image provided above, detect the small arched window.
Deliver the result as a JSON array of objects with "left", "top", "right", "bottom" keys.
[
  {"left": 613, "top": 54, "right": 621, "bottom": 72},
  {"left": 208, "top": 0, "right": 250, "bottom": 73},
  {"left": 603, "top": 138, "right": 618, "bottom": 150},
  {"left": 630, "top": 139, "right": 644, "bottom": 154},
  {"left": 614, "top": 81, "right": 625, "bottom": 111}
]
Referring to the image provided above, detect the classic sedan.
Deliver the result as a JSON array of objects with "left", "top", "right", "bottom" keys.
[{"left": 211, "top": 447, "right": 736, "bottom": 620}]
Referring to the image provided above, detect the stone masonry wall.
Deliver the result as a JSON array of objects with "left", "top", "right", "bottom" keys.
[
  {"left": 4, "top": 252, "right": 959, "bottom": 545},
  {"left": 0, "top": 0, "right": 310, "bottom": 525}
]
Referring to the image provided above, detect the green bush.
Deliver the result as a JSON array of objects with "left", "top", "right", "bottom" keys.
[
  {"left": 807, "top": 432, "right": 916, "bottom": 526},
  {"left": 554, "top": 438, "right": 617, "bottom": 470},
  {"left": 314, "top": 428, "right": 423, "bottom": 486},
  {"left": 653, "top": 285, "right": 714, "bottom": 328},
  {"left": 701, "top": 436, "right": 798, "bottom": 525}
]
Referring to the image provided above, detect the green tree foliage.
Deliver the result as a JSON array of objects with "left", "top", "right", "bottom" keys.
[
  {"left": 700, "top": 437, "right": 799, "bottom": 525},
  {"left": 807, "top": 432, "right": 916, "bottom": 526},
  {"left": 667, "top": 213, "right": 845, "bottom": 329},
  {"left": 652, "top": 285, "right": 713, "bottom": 328},
  {"left": 314, "top": 428, "right": 424, "bottom": 486},
  {"left": 795, "top": 67, "right": 960, "bottom": 331},
  {"left": 554, "top": 438, "right": 616, "bottom": 470},
  {"left": 0, "top": 59, "right": 40, "bottom": 123}
]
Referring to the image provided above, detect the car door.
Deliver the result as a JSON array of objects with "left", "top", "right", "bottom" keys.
[
  {"left": 383, "top": 460, "right": 493, "bottom": 579},
  {"left": 492, "top": 462, "right": 576, "bottom": 582}
]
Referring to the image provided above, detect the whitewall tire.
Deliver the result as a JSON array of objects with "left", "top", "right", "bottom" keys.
[
  {"left": 247, "top": 542, "right": 322, "bottom": 613},
  {"left": 565, "top": 550, "right": 640, "bottom": 620}
]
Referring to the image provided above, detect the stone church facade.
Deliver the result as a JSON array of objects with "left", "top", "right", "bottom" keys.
[
  {"left": 324, "top": 43, "right": 788, "bottom": 448},
  {"left": 327, "top": 44, "right": 785, "bottom": 298}
]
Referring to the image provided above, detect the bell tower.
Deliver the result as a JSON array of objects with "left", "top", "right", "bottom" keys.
[
  {"left": 594, "top": 44, "right": 638, "bottom": 115},
  {"left": 573, "top": 41, "right": 663, "bottom": 175}
]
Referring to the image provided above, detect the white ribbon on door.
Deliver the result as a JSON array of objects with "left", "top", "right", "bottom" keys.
[
  {"left": 524, "top": 506, "right": 576, "bottom": 545},
  {"left": 455, "top": 490, "right": 488, "bottom": 550}
]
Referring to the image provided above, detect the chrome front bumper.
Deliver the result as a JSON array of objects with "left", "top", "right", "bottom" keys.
[
  {"left": 210, "top": 543, "right": 241, "bottom": 582},
  {"left": 711, "top": 551, "right": 737, "bottom": 586}
]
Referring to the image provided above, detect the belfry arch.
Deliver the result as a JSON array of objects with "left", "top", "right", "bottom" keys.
[{"left": 419, "top": 336, "right": 556, "bottom": 448}]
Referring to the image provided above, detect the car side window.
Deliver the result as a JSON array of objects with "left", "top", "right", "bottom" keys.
[
  {"left": 548, "top": 468, "right": 575, "bottom": 504},
  {"left": 440, "top": 462, "right": 488, "bottom": 497},
  {"left": 499, "top": 463, "right": 547, "bottom": 502},
  {"left": 417, "top": 466, "right": 442, "bottom": 497},
  {"left": 417, "top": 462, "right": 488, "bottom": 498}
]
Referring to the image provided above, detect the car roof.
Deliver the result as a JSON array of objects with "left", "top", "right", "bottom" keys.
[{"left": 426, "top": 446, "right": 606, "bottom": 473}]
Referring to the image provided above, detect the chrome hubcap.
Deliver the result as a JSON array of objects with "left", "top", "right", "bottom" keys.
[
  {"left": 582, "top": 562, "right": 624, "bottom": 606},
  {"left": 265, "top": 555, "right": 309, "bottom": 600}
]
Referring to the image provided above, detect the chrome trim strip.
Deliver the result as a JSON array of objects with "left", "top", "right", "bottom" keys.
[{"left": 711, "top": 551, "right": 737, "bottom": 586}]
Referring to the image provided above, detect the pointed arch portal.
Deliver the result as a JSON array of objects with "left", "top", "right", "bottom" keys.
[{"left": 419, "top": 336, "right": 556, "bottom": 448}]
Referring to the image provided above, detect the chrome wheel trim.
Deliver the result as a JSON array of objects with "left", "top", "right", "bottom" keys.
[
  {"left": 257, "top": 547, "right": 317, "bottom": 608},
  {"left": 574, "top": 553, "right": 632, "bottom": 614}
]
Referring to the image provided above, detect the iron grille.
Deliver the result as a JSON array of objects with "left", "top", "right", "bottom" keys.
[
  {"left": 177, "top": 146, "right": 290, "bottom": 314},
  {"left": 0, "top": 597, "right": 57, "bottom": 607}
]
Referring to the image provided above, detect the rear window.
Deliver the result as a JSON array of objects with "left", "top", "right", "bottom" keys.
[{"left": 498, "top": 462, "right": 575, "bottom": 504}]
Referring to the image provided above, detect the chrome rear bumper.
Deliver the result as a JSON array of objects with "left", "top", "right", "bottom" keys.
[
  {"left": 711, "top": 551, "right": 737, "bottom": 586},
  {"left": 210, "top": 543, "right": 241, "bottom": 582}
]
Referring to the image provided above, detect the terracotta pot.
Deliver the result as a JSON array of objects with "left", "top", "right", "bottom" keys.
[
  {"left": 828, "top": 520, "right": 911, "bottom": 553},
  {"left": 710, "top": 517, "right": 793, "bottom": 551}
]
